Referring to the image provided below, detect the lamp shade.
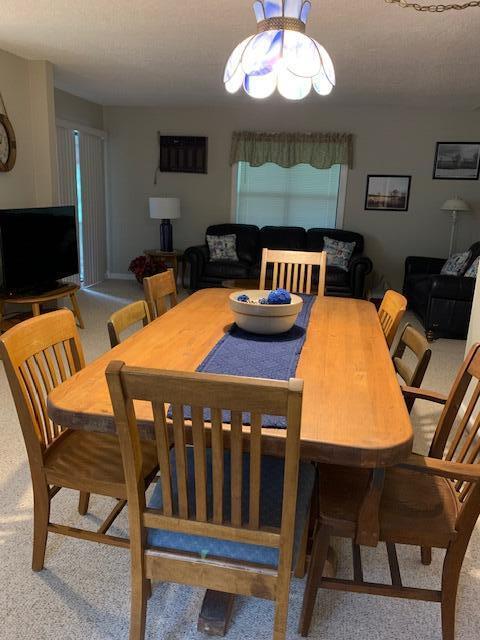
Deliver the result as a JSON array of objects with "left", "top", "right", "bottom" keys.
[
  {"left": 441, "top": 198, "right": 471, "bottom": 212},
  {"left": 149, "top": 197, "right": 181, "bottom": 220}
]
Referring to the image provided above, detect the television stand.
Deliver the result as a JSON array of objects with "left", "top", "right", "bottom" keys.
[{"left": 0, "top": 283, "right": 84, "bottom": 334}]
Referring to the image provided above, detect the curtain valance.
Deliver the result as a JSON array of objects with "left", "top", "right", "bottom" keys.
[{"left": 230, "top": 131, "right": 353, "bottom": 170}]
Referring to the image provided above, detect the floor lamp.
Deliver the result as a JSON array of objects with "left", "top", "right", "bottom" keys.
[
  {"left": 149, "top": 197, "right": 181, "bottom": 252},
  {"left": 441, "top": 198, "right": 471, "bottom": 257}
]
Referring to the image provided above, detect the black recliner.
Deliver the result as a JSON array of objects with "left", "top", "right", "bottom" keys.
[{"left": 403, "top": 241, "right": 480, "bottom": 340}]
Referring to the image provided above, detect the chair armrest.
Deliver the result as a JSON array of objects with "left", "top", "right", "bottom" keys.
[
  {"left": 404, "top": 256, "right": 446, "bottom": 277},
  {"left": 401, "top": 386, "right": 448, "bottom": 405},
  {"left": 398, "top": 453, "right": 480, "bottom": 483},
  {"left": 430, "top": 275, "right": 476, "bottom": 301},
  {"left": 184, "top": 245, "right": 209, "bottom": 289},
  {"left": 348, "top": 255, "right": 373, "bottom": 299}
]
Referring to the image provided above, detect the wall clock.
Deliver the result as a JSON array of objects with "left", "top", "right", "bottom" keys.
[{"left": 0, "top": 94, "right": 16, "bottom": 172}]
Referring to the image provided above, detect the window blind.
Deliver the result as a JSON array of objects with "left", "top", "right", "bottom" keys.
[{"left": 235, "top": 162, "right": 342, "bottom": 229}]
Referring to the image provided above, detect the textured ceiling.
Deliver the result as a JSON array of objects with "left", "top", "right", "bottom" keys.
[{"left": 0, "top": 1, "right": 479, "bottom": 108}]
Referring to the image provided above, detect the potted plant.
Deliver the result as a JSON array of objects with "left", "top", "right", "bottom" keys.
[{"left": 128, "top": 255, "right": 167, "bottom": 284}]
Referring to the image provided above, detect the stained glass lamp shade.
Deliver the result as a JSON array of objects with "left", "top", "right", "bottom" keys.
[{"left": 224, "top": 1, "right": 335, "bottom": 101}]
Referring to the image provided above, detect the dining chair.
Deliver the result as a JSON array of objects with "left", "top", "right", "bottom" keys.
[
  {"left": 107, "top": 300, "right": 151, "bottom": 348},
  {"left": 377, "top": 289, "right": 407, "bottom": 348},
  {"left": 106, "top": 362, "right": 315, "bottom": 640},
  {"left": 299, "top": 342, "right": 480, "bottom": 640},
  {"left": 0, "top": 309, "right": 158, "bottom": 571},
  {"left": 392, "top": 323, "right": 432, "bottom": 412},
  {"left": 143, "top": 269, "right": 178, "bottom": 319},
  {"left": 259, "top": 248, "right": 327, "bottom": 296}
]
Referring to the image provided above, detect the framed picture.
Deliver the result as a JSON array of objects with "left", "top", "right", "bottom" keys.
[
  {"left": 433, "top": 142, "right": 480, "bottom": 180},
  {"left": 365, "top": 175, "right": 411, "bottom": 212}
]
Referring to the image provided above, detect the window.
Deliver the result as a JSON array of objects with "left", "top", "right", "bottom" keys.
[{"left": 233, "top": 162, "right": 347, "bottom": 229}]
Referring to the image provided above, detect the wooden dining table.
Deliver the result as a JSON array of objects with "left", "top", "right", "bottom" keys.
[{"left": 48, "top": 288, "right": 413, "bottom": 634}]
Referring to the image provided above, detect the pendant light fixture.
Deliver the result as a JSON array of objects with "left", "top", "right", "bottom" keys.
[{"left": 224, "top": 1, "right": 335, "bottom": 101}]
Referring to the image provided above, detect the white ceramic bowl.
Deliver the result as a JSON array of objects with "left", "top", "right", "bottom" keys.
[{"left": 228, "top": 290, "right": 303, "bottom": 335}]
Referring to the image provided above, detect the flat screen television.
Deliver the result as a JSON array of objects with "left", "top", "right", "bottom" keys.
[{"left": 0, "top": 206, "right": 79, "bottom": 295}]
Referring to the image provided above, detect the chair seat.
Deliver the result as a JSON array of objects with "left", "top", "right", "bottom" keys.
[
  {"left": 318, "top": 461, "right": 460, "bottom": 548},
  {"left": 44, "top": 430, "right": 158, "bottom": 498},
  {"left": 147, "top": 448, "right": 315, "bottom": 567}
]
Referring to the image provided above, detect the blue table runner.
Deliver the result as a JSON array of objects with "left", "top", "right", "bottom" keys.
[{"left": 175, "top": 294, "right": 316, "bottom": 429}]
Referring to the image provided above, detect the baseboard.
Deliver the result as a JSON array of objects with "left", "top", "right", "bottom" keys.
[{"left": 106, "top": 272, "right": 136, "bottom": 281}]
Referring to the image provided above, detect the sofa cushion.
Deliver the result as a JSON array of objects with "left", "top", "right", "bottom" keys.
[
  {"left": 307, "top": 228, "right": 364, "bottom": 255},
  {"left": 147, "top": 448, "right": 315, "bottom": 567},
  {"left": 325, "top": 266, "right": 349, "bottom": 287},
  {"left": 465, "top": 257, "right": 479, "bottom": 279},
  {"left": 260, "top": 226, "right": 307, "bottom": 251},
  {"left": 204, "top": 260, "right": 250, "bottom": 280},
  {"left": 440, "top": 251, "right": 471, "bottom": 276},
  {"left": 323, "top": 236, "right": 356, "bottom": 272},
  {"left": 206, "top": 234, "right": 239, "bottom": 262},
  {"left": 206, "top": 224, "right": 259, "bottom": 265}
]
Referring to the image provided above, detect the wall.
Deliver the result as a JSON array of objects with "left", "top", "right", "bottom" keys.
[
  {"left": 104, "top": 103, "right": 480, "bottom": 287},
  {"left": 0, "top": 49, "right": 57, "bottom": 208},
  {"left": 54, "top": 88, "right": 104, "bottom": 130},
  {"left": 467, "top": 275, "right": 480, "bottom": 353}
]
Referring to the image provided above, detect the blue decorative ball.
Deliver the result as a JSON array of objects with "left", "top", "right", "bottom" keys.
[
  {"left": 258, "top": 297, "right": 268, "bottom": 305},
  {"left": 237, "top": 294, "right": 250, "bottom": 303},
  {"left": 267, "top": 288, "right": 292, "bottom": 305}
]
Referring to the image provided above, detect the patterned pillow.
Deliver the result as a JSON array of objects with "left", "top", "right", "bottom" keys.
[
  {"left": 323, "top": 236, "right": 356, "bottom": 272},
  {"left": 440, "top": 251, "right": 471, "bottom": 276},
  {"left": 206, "top": 234, "right": 239, "bottom": 262},
  {"left": 465, "top": 256, "right": 479, "bottom": 279}
]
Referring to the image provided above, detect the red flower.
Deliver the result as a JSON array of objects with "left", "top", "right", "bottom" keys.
[{"left": 128, "top": 256, "right": 167, "bottom": 284}]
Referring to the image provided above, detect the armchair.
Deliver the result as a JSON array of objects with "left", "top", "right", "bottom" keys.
[{"left": 403, "top": 241, "right": 480, "bottom": 340}]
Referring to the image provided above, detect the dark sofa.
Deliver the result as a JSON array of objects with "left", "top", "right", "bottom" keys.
[
  {"left": 184, "top": 224, "right": 373, "bottom": 299},
  {"left": 403, "top": 241, "right": 480, "bottom": 340}
]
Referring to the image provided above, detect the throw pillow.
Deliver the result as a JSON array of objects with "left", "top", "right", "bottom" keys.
[
  {"left": 323, "top": 237, "right": 356, "bottom": 272},
  {"left": 440, "top": 251, "right": 471, "bottom": 276},
  {"left": 206, "top": 234, "right": 239, "bottom": 262},
  {"left": 465, "top": 256, "right": 479, "bottom": 279}
]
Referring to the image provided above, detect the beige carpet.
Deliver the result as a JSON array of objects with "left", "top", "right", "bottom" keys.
[{"left": 0, "top": 281, "right": 478, "bottom": 640}]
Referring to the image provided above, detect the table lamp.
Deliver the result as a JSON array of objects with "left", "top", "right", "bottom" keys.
[
  {"left": 149, "top": 197, "right": 181, "bottom": 252},
  {"left": 441, "top": 198, "right": 471, "bottom": 257}
]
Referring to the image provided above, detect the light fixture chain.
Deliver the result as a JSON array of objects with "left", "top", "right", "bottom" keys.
[{"left": 385, "top": 0, "right": 480, "bottom": 10}]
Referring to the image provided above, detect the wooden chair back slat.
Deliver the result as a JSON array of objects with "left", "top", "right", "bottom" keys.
[
  {"left": 152, "top": 401, "right": 173, "bottom": 517},
  {"left": 106, "top": 363, "right": 303, "bottom": 547},
  {"left": 249, "top": 413, "right": 262, "bottom": 530},
  {"left": 143, "top": 269, "right": 178, "bottom": 320},
  {"left": 172, "top": 404, "right": 189, "bottom": 519},
  {"left": 191, "top": 406, "right": 208, "bottom": 522},
  {"left": 211, "top": 407, "right": 224, "bottom": 525},
  {"left": 53, "top": 343, "right": 69, "bottom": 382},
  {"left": 427, "top": 344, "right": 480, "bottom": 517},
  {"left": 446, "top": 382, "right": 480, "bottom": 461},
  {"left": 0, "top": 310, "right": 84, "bottom": 457},
  {"left": 107, "top": 300, "right": 151, "bottom": 348},
  {"left": 230, "top": 410, "right": 243, "bottom": 528},
  {"left": 378, "top": 290, "right": 407, "bottom": 348},
  {"left": 259, "top": 248, "right": 327, "bottom": 296},
  {"left": 42, "top": 348, "right": 60, "bottom": 388}
]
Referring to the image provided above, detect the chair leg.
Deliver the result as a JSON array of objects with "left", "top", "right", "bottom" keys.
[
  {"left": 298, "top": 524, "right": 330, "bottom": 637},
  {"left": 421, "top": 546, "right": 432, "bottom": 565},
  {"left": 32, "top": 485, "right": 50, "bottom": 572},
  {"left": 294, "top": 515, "right": 310, "bottom": 579},
  {"left": 129, "top": 562, "right": 148, "bottom": 640},
  {"left": 441, "top": 548, "right": 464, "bottom": 640},
  {"left": 78, "top": 492, "right": 90, "bottom": 516}
]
